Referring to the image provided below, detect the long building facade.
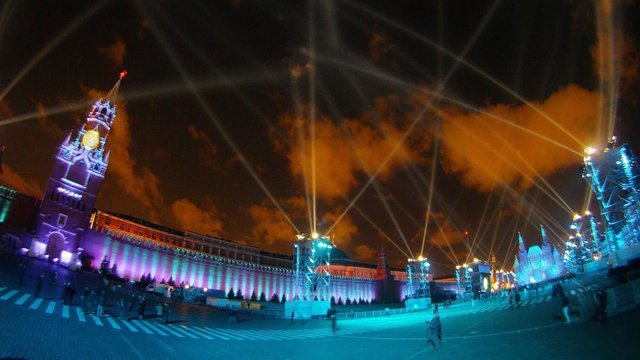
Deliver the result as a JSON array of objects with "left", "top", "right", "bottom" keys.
[{"left": 5, "top": 75, "right": 407, "bottom": 304}]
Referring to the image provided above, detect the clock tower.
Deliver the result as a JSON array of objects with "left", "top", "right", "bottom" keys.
[{"left": 30, "top": 73, "right": 125, "bottom": 263}]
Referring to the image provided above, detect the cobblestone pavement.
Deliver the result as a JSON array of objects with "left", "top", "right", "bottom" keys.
[{"left": 2, "top": 254, "right": 640, "bottom": 359}]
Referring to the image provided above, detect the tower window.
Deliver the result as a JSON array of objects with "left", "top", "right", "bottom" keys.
[{"left": 57, "top": 214, "right": 68, "bottom": 228}]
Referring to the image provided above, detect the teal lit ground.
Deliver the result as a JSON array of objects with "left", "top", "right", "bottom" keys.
[{"left": 1, "top": 256, "right": 639, "bottom": 359}]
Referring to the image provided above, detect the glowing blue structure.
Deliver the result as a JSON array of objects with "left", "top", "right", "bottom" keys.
[
  {"left": 293, "top": 233, "right": 332, "bottom": 301},
  {"left": 564, "top": 212, "right": 603, "bottom": 272},
  {"left": 514, "top": 227, "right": 564, "bottom": 285},
  {"left": 404, "top": 256, "right": 432, "bottom": 309},
  {"left": 582, "top": 138, "right": 640, "bottom": 266},
  {"left": 405, "top": 257, "right": 431, "bottom": 299}
]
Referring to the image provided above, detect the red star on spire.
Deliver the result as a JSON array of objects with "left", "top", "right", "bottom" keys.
[{"left": 119, "top": 70, "right": 127, "bottom": 80}]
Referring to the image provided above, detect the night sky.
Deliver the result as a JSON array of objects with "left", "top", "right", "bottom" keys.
[{"left": 1, "top": 0, "right": 639, "bottom": 275}]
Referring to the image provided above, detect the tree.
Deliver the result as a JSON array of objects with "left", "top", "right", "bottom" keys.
[
  {"left": 99, "top": 256, "right": 110, "bottom": 276},
  {"left": 330, "top": 296, "right": 336, "bottom": 306},
  {"left": 281, "top": 294, "right": 287, "bottom": 304},
  {"left": 235, "top": 289, "right": 244, "bottom": 300},
  {"left": 227, "top": 288, "right": 235, "bottom": 299},
  {"left": 109, "top": 263, "right": 118, "bottom": 276},
  {"left": 337, "top": 297, "right": 344, "bottom": 306},
  {"left": 346, "top": 298, "right": 351, "bottom": 305},
  {"left": 259, "top": 291, "right": 267, "bottom": 302},
  {"left": 168, "top": 276, "right": 175, "bottom": 287},
  {"left": 250, "top": 291, "right": 258, "bottom": 302},
  {"left": 270, "top": 293, "right": 280, "bottom": 303}
]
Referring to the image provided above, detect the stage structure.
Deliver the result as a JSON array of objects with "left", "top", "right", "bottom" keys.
[
  {"left": 564, "top": 212, "right": 603, "bottom": 272},
  {"left": 404, "top": 256, "right": 431, "bottom": 309},
  {"left": 286, "top": 233, "right": 332, "bottom": 318},
  {"left": 581, "top": 137, "right": 640, "bottom": 267},
  {"left": 456, "top": 258, "right": 492, "bottom": 298}
]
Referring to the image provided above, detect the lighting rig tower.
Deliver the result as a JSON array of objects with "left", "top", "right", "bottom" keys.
[
  {"left": 293, "top": 233, "right": 333, "bottom": 301},
  {"left": 565, "top": 212, "right": 603, "bottom": 272},
  {"left": 455, "top": 264, "right": 472, "bottom": 295},
  {"left": 406, "top": 256, "right": 431, "bottom": 299},
  {"left": 582, "top": 137, "right": 640, "bottom": 264}
]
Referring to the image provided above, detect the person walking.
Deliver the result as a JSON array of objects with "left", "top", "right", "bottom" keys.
[
  {"left": 80, "top": 287, "right": 90, "bottom": 312},
  {"left": 155, "top": 302, "right": 164, "bottom": 320},
  {"left": 67, "top": 283, "right": 76, "bottom": 305},
  {"left": 433, "top": 303, "right": 440, "bottom": 316},
  {"left": 595, "top": 288, "right": 607, "bottom": 324},
  {"left": 62, "top": 282, "right": 70, "bottom": 305},
  {"left": 118, "top": 296, "right": 126, "bottom": 319},
  {"left": 96, "top": 290, "right": 106, "bottom": 317},
  {"left": 515, "top": 290, "right": 521, "bottom": 308},
  {"left": 18, "top": 262, "right": 26, "bottom": 286},
  {"left": 426, "top": 316, "right": 442, "bottom": 350},
  {"left": 34, "top": 274, "right": 44, "bottom": 298},
  {"left": 138, "top": 295, "right": 146, "bottom": 320},
  {"left": 128, "top": 293, "right": 137, "bottom": 312},
  {"left": 162, "top": 302, "right": 171, "bottom": 324},
  {"left": 330, "top": 308, "right": 337, "bottom": 334},
  {"left": 560, "top": 289, "right": 571, "bottom": 324},
  {"left": 508, "top": 291, "right": 513, "bottom": 309}
]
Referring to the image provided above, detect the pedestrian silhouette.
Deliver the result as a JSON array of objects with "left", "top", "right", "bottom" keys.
[
  {"left": 162, "top": 302, "right": 171, "bottom": 324},
  {"left": 330, "top": 308, "right": 337, "bottom": 333},
  {"left": 138, "top": 295, "right": 146, "bottom": 320},
  {"left": 35, "top": 274, "right": 44, "bottom": 298},
  {"left": 18, "top": 262, "right": 26, "bottom": 286},
  {"left": 595, "top": 289, "right": 607, "bottom": 324},
  {"left": 426, "top": 316, "right": 442, "bottom": 350}
]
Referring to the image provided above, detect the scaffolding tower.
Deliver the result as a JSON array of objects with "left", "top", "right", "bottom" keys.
[
  {"left": 293, "top": 234, "right": 332, "bottom": 301},
  {"left": 406, "top": 257, "right": 431, "bottom": 299},
  {"left": 455, "top": 263, "right": 474, "bottom": 295},
  {"left": 582, "top": 138, "right": 640, "bottom": 262}
]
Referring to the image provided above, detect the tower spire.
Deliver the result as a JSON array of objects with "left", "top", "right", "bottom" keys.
[
  {"left": 518, "top": 232, "right": 525, "bottom": 253},
  {"left": 104, "top": 70, "right": 126, "bottom": 103},
  {"left": 540, "top": 224, "right": 548, "bottom": 246}
]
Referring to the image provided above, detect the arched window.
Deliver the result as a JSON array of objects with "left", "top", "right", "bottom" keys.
[{"left": 66, "top": 160, "right": 88, "bottom": 186}]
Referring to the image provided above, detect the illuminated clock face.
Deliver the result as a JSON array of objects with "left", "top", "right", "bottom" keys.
[{"left": 82, "top": 129, "right": 100, "bottom": 150}]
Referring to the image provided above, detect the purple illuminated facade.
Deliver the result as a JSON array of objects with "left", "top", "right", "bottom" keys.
[
  {"left": 81, "top": 211, "right": 387, "bottom": 302},
  {"left": 29, "top": 78, "right": 123, "bottom": 266},
  {"left": 19, "top": 76, "right": 404, "bottom": 303}
]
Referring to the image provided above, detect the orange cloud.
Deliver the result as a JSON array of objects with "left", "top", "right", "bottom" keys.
[
  {"left": 246, "top": 203, "right": 297, "bottom": 248},
  {"left": 369, "top": 30, "right": 393, "bottom": 61},
  {"left": 427, "top": 212, "right": 464, "bottom": 248},
  {"left": 353, "top": 244, "right": 376, "bottom": 262},
  {"left": 171, "top": 198, "right": 223, "bottom": 236},
  {"left": 275, "top": 99, "right": 429, "bottom": 201},
  {"left": 98, "top": 39, "right": 127, "bottom": 67},
  {"left": 187, "top": 125, "right": 218, "bottom": 170},
  {"left": 323, "top": 208, "right": 358, "bottom": 247},
  {"left": 86, "top": 87, "right": 164, "bottom": 219},
  {"left": 35, "top": 102, "right": 63, "bottom": 137},
  {"left": 439, "top": 85, "right": 602, "bottom": 192},
  {"left": 0, "top": 164, "right": 42, "bottom": 197}
]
